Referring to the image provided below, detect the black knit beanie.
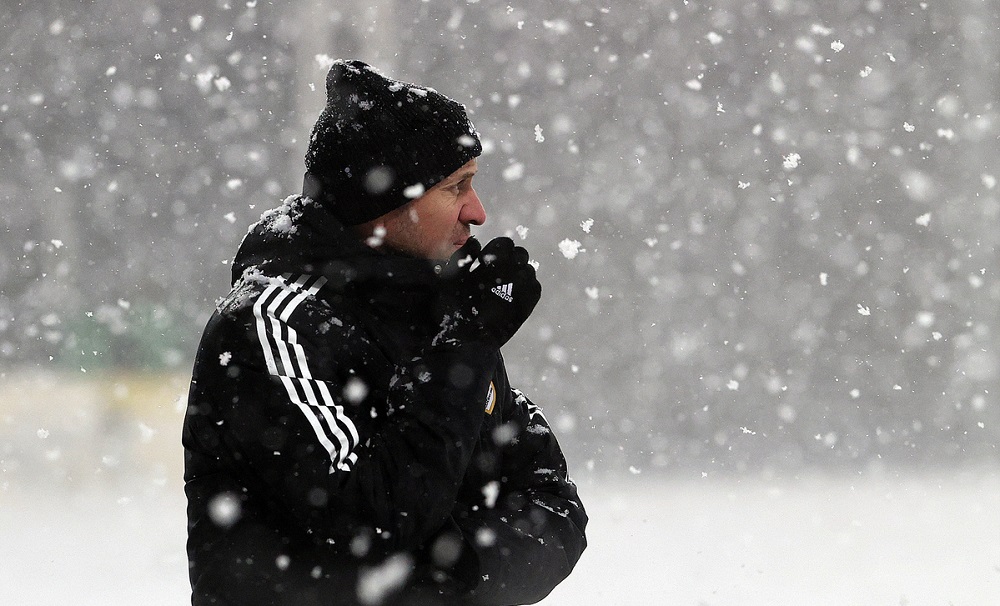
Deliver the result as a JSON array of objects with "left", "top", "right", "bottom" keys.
[{"left": 303, "top": 59, "right": 482, "bottom": 226}]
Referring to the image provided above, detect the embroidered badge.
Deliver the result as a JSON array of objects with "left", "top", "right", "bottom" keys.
[{"left": 484, "top": 381, "right": 496, "bottom": 415}]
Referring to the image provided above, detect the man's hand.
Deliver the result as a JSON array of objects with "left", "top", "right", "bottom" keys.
[{"left": 434, "top": 237, "right": 541, "bottom": 350}]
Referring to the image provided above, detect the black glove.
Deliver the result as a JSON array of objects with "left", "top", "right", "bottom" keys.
[{"left": 433, "top": 237, "right": 542, "bottom": 351}]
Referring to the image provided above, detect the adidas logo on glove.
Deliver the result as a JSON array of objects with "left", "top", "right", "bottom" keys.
[{"left": 491, "top": 282, "right": 514, "bottom": 302}]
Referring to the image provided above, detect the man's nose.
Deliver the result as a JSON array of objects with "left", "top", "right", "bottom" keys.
[{"left": 461, "top": 188, "right": 487, "bottom": 226}]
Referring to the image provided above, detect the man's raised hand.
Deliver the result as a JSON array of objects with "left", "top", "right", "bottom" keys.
[{"left": 435, "top": 237, "right": 541, "bottom": 350}]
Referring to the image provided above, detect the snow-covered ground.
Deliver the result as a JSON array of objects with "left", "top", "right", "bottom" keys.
[{"left": 1, "top": 471, "right": 997, "bottom": 605}]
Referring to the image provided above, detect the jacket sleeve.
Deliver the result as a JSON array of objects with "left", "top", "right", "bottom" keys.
[
  {"left": 201, "top": 275, "right": 497, "bottom": 557},
  {"left": 456, "top": 383, "right": 588, "bottom": 605}
]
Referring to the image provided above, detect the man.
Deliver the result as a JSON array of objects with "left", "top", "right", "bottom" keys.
[{"left": 183, "top": 59, "right": 587, "bottom": 606}]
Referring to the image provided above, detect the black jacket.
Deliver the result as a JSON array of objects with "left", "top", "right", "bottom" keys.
[{"left": 183, "top": 195, "right": 587, "bottom": 606}]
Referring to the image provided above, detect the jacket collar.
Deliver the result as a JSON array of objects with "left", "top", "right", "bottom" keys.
[{"left": 231, "top": 194, "right": 442, "bottom": 335}]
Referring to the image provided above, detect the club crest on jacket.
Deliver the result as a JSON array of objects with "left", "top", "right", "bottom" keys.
[{"left": 485, "top": 381, "right": 496, "bottom": 414}]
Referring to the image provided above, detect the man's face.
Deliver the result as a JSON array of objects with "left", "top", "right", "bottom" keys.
[{"left": 364, "top": 159, "right": 486, "bottom": 260}]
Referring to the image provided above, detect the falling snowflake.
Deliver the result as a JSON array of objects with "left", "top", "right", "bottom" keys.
[
  {"left": 357, "top": 554, "right": 413, "bottom": 606},
  {"left": 208, "top": 492, "right": 241, "bottom": 528},
  {"left": 502, "top": 162, "right": 525, "bottom": 181},
  {"left": 475, "top": 527, "right": 497, "bottom": 547},
  {"left": 857, "top": 304, "right": 871, "bottom": 316},
  {"left": 558, "top": 239, "right": 584, "bottom": 259},
  {"left": 769, "top": 72, "right": 786, "bottom": 95},
  {"left": 831, "top": 40, "right": 845, "bottom": 52},
  {"left": 314, "top": 54, "right": 336, "bottom": 69},
  {"left": 481, "top": 481, "right": 500, "bottom": 508},
  {"left": 138, "top": 422, "right": 157, "bottom": 443},
  {"left": 403, "top": 183, "right": 425, "bottom": 199},
  {"left": 541, "top": 19, "right": 571, "bottom": 34},
  {"left": 344, "top": 377, "right": 369, "bottom": 404},
  {"left": 366, "top": 225, "right": 386, "bottom": 248},
  {"left": 782, "top": 152, "right": 801, "bottom": 169}
]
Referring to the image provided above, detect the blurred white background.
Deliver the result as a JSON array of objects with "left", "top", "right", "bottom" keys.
[{"left": 3, "top": 1, "right": 1000, "bottom": 603}]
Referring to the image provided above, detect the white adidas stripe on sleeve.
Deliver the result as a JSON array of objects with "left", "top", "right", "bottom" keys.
[{"left": 252, "top": 274, "right": 361, "bottom": 473}]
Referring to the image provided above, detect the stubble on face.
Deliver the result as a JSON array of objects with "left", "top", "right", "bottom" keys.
[{"left": 355, "top": 159, "right": 481, "bottom": 260}]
